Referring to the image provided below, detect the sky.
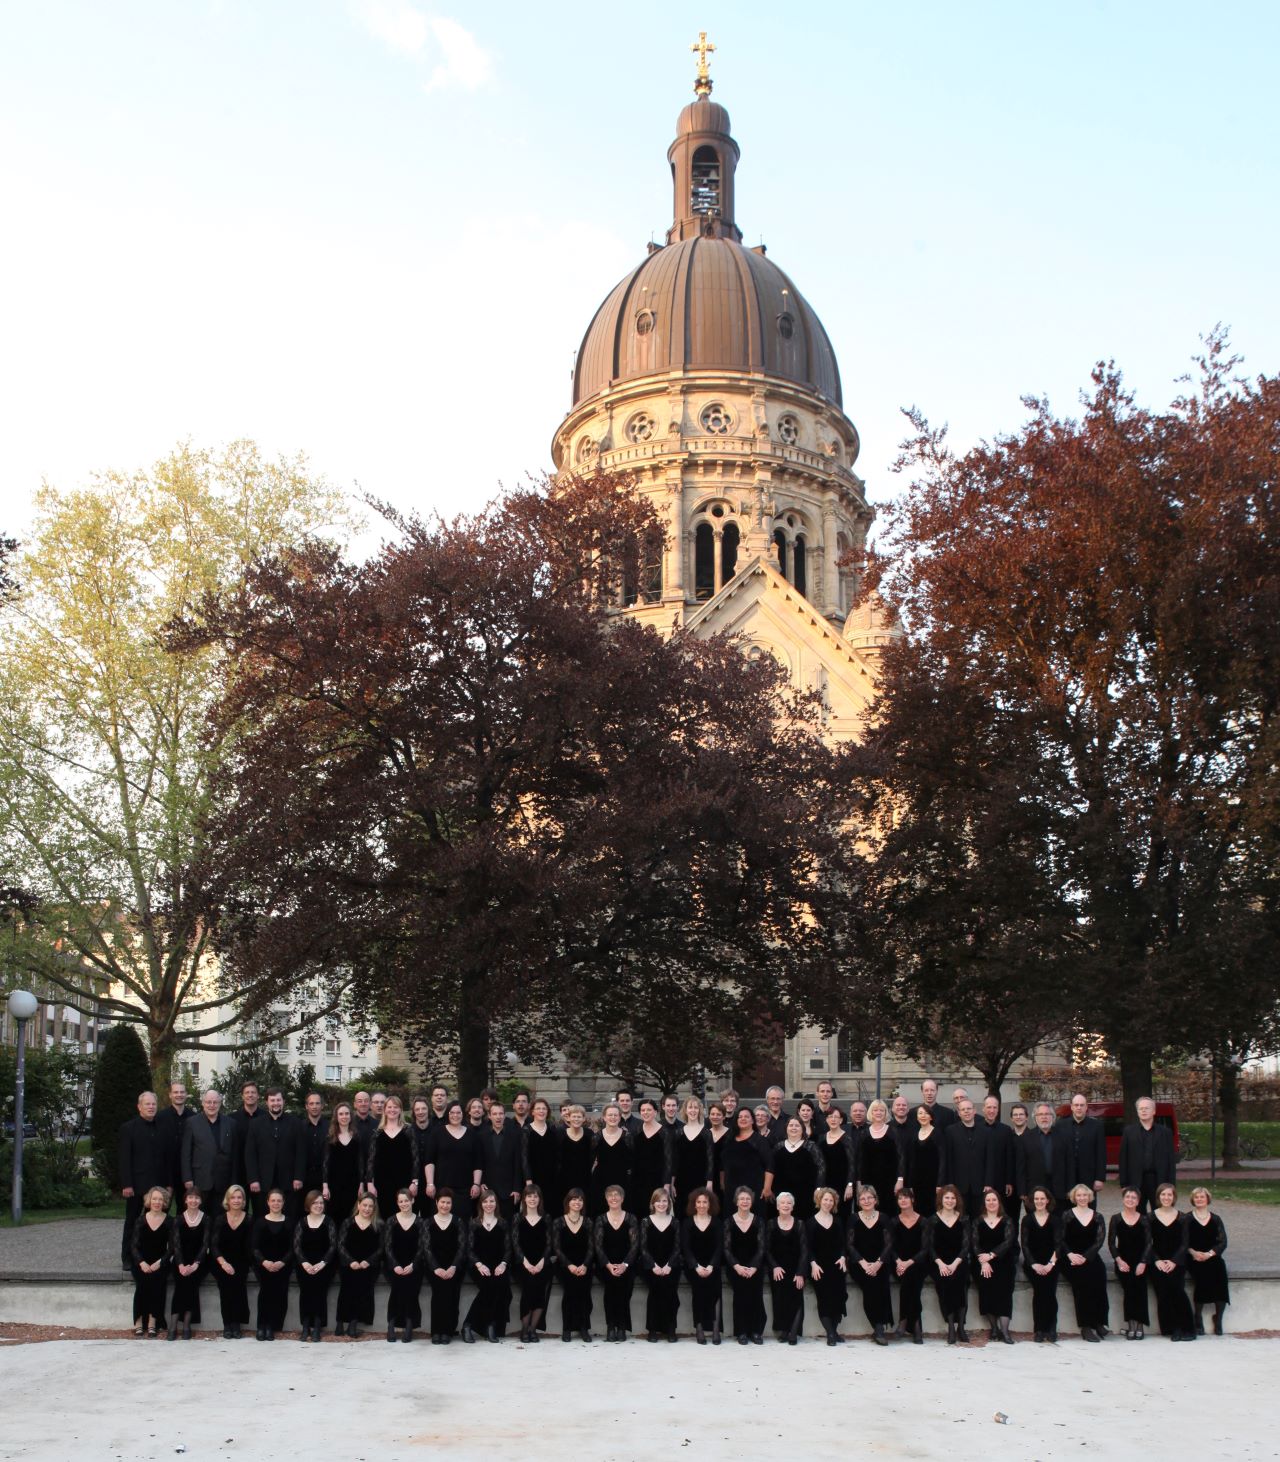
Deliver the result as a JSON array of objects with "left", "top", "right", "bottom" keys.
[{"left": 1, "top": 1, "right": 1276, "bottom": 545}]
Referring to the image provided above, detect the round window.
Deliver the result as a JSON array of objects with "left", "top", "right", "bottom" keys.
[{"left": 699, "top": 402, "right": 732, "bottom": 435}]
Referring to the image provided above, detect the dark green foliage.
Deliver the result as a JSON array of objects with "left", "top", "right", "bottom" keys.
[
  {"left": 0, "top": 1042, "right": 107, "bottom": 1210},
  {"left": 90, "top": 1025, "right": 151, "bottom": 1188}
]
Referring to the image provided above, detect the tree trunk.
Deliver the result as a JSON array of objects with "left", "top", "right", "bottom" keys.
[
  {"left": 1219, "top": 1058, "right": 1241, "bottom": 1172},
  {"left": 1117, "top": 1045, "right": 1153, "bottom": 1115},
  {"left": 456, "top": 978, "right": 490, "bottom": 1101}
]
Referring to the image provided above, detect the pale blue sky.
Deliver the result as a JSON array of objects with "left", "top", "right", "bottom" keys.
[{"left": 2, "top": 1, "right": 1275, "bottom": 540}]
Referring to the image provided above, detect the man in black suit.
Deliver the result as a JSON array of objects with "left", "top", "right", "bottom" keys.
[
  {"left": 181, "top": 1088, "right": 235, "bottom": 1213},
  {"left": 940, "top": 1097, "right": 993, "bottom": 1219},
  {"left": 300, "top": 1091, "right": 328, "bottom": 1200},
  {"left": 1054, "top": 1093, "right": 1106, "bottom": 1209},
  {"left": 245, "top": 1086, "right": 307, "bottom": 1220},
  {"left": 889, "top": 1094, "right": 916, "bottom": 1158},
  {"left": 478, "top": 1101, "right": 523, "bottom": 1220},
  {"left": 154, "top": 1079, "right": 194, "bottom": 1198},
  {"left": 1118, "top": 1097, "right": 1176, "bottom": 1212},
  {"left": 118, "top": 1090, "right": 174, "bottom": 1266},
  {"left": 920, "top": 1078, "right": 957, "bottom": 1130},
  {"left": 764, "top": 1086, "right": 789, "bottom": 1142},
  {"left": 981, "top": 1096, "right": 1018, "bottom": 1216},
  {"left": 229, "top": 1080, "right": 261, "bottom": 1190},
  {"left": 615, "top": 1090, "right": 643, "bottom": 1136}
]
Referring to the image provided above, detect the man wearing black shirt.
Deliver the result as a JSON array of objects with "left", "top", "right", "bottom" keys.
[
  {"left": 615, "top": 1090, "right": 643, "bottom": 1135},
  {"left": 920, "top": 1078, "right": 957, "bottom": 1130},
  {"left": 182, "top": 1088, "right": 235, "bottom": 1214},
  {"left": 154, "top": 1079, "right": 194, "bottom": 1198},
  {"left": 1054, "top": 1093, "right": 1106, "bottom": 1209},
  {"left": 230, "top": 1081, "right": 261, "bottom": 1191},
  {"left": 301, "top": 1091, "right": 328, "bottom": 1199},
  {"left": 981, "top": 1096, "right": 1018, "bottom": 1214},
  {"left": 940, "top": 1098, "right": 992, "bottom": 1220},
  {"left": 478, "top": 1101, "right": 523, "bottom": 1219},
  {"left": 245, "top": 1086, "right": 306, "bottom": 1221},
  {"left": 764, "top": 1086, "right": 789, "bottom": 1142},
  {"left": 118, "top": 1090, "right": 173, "bottom": 1266},
  {"left": 1118, "top": 1097, "right": 1175, "bottom": 1212}
]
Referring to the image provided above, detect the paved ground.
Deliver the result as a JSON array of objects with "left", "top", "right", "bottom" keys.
[
  {"left": 4, "top": 1183, "right": 1276, "bottom": 1279},
  {"left": 0, "top": 1333, "right": 1275, "bottom": 1461}
]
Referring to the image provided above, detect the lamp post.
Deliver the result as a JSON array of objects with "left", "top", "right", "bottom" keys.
[{"left": 8, "top": 989, "right": 39, "bottom": 1225}]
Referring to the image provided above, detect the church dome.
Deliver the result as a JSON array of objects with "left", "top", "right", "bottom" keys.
[{"left": 571, "top": 238, "right": 842, "bottom": 408}]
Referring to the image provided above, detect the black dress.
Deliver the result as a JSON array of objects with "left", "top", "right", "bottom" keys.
[
  {"left": 323, "top": 1135, "right": 363, "bottom": 1226},
  {"left": 336, "top": 1216, "right": 380, "bottom": 1326},
  {"left": 367, "top": 1126, "right": 417, "bottom": 1221},
  {"left": 858, "top": 1128, "right": 903, "bottom": 1216},
  {"left": 552, "top": 1215, "right": 594, "bottom": 1335},
  {"left": 707, "top": 1126, "right": 732, "bottom": 1195},
  {"left": 557, "top": 1129, "right": 596, "bottom": 1207},
  {"left": 1148, "top": 1212, "right": 1195, "bottom": 1338},
  {"left": 673, "top": 1125, "right": 713, "bottom": 1206},
  {"left": 1058, "top": 1208, "right": 1109, "bottom": 1333},
  {"left": 428, "top": 1126, "right": 480, "bottom": 1221},
  {"left": 130, "top": 1214, "right": 172, "bottom": 1328},
  {"left": 971, "top": 1214, "right": 1016, "bottom": 1320},
  {"left": 293, "top": 1216, "right": 337, "bottom": 1328},
  {"left": 595, "top": 1212, "right": 640, "bottom": 1335},
  {"left": 423, "top": 1214, "right": 467, "bottom": 1338},
  {"left": 521, "top": 1123, "right": 560, "bottom": 1211},
  {"left": 513, "top": 1215, "right": 553, "bottom": 1317},
  {"left": 680, "top": 1216, "right": 724, "bottom": 1331},
  {"left": 720, "top": 1134, "right": 770, "bottom": 1207},
  {"left": 903, "top": 1128, "right": 942, "bottom": 1207},
  {"left": 211, "top": 1213, "right": 252, "bottom": 1330},
  {"left": 1020, "top": 1211, "right": 1060, "bottom": 1336},
  {"left": 640, "top": 1215, "right": 681, "bottom": 1336},
  {"left": 169, "top": 1212, "right": 208, "bottom": 1322},
  {"left": 849, "top": 1212, "right": 894, "bottom": 1328},
  {"left": 466, "top": 1218, "right": 512, "bottom": 1335},
  {"left": 764, "top": 1217, "right": 808, "bottom": 1337},
  {"left": 628, "top": 1124, "right": 671, "bottom": 1215},
  {"left": 1186, "top": 1211, "right": 1230, "bottom": 1308},
  {"left": 770, "top": 1141, "right": 825, "bottom": 1217},
  {"left": 806, "top": 1214, "right": 847, "bottom": 1324},
  {"left": 724, "top": 1213, "right": 766, "bottom": 1339},
  {"left": 820, "top": 1133, "right": 857, "bottom": 1215},
  {"left": 251, "top": 1215, "right": 293, "bottom": 1333},
  {"left": 928, "top": 1214, "right": 970, "bottom": 1323},
  {"left": 890, "top": 1214, "right": 930, "bottom": 1329},
  {"left": 384, "top": 1214, "right": 424, "bottom": 1329},
  {"left": 1108, "top": 1212, "right": 1152, "bottom": 1325},
  {"left": 591, "top": 1130, "right": 634, "bottom": 1217}
]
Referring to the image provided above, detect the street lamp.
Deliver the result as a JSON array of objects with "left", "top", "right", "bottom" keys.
[{"left": 8, "top": 989, "right": 39, "bottom": 1225}]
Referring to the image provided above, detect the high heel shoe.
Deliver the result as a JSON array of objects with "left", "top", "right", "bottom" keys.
[
  {"left": 872, "top": 1325, "right": 888, "bottom": 1346},
  {"left": 997, "top": 1318, "right": 1014, "bottom": 1345}
]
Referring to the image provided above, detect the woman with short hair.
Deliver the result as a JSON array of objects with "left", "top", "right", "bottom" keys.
[
  {"left": 724, "top": 1186, "right": 766, "bottom": 1344},
  {"left": 765, "top": 1117, "right": 824, "bottom": 1218},
  {"left": 890, "top": 1187, "right": 929, "bottom": 1344},
  {"left": 807, "top": 1186, "right": 847, "bottom": 1345},
  {"left": 628, "top": 1099, "right": 672, "bottom": 1216},
  {"left": 553, "top": 1187, "right": 594, "bottom": 1342},
  {"left": 513, "top": 1183, "right": 552, "bottom": 1342},
  {"left": 590, "top": 1103, "right": 634, "bottom": 1218},
  {"left": 674, "top": 1097, "right": 713, "bottom": 1207},
  {"left": 168, "top": 1187, "right": 208, "bottom": 1340},
  {"left": 858, "top": 1100, "right": 903, "bottom": 1217},
  {"left": 594, "top": 1183, "right": 640, "bottom": 1342},
  {"left": 765, "top": 1191, "right": 807, "bottom": 1344},
  {"left": 972, "top": 1189, "right": 1016, "bottom": 1344},
  {"left": 1020, "top": 1185, "right": 1060, "bottom": 1343},
  {"left": 849, "top": 1184, "right": 894, "bottom": 1345},
  {"left": 640, "top": 1187, "right": 681, "bottom": 1341},
  {"left": 1149, "top": 1182, "right": 1196, "bottom": 1341},
  {"left": 293, "top": 1187, "right": 337, "bottom": 1341},
  {"left": 1059, "top": 1183, "right": 1109, "bottom": 1342},
  {"left": 211, "top": 1184, "right": 252, "bottom": 1339},
  {"left": 425, "top": 1101, "right": 482, "bottom": 1222},
  {"left": 251, "top": 1187, "right": 293, "bottom": 1341},
  {"left": 1108, "top": 1186, "right": 1152, "bottom": 1340},
  {"left": 463, "top": 1186, "right": 511, "bottom": 1343},
  {"left": 130, "top": 1185, "right": 173, "bottom": 1337},
  {"left": 681, "top": 1188, "right": 723, "bottom": 1344},
  {"left": 336, "top": 1192, "right": 380, "bottom": 1337},
  {"left": 424, "top": 1188, "right": 467, "bottom": 1344},
  {"left": 383, "top": 1187, "right": 424, "bottom": 1342},
  {"left": 1186, "top": 1186, "right": 1229, "bottom": 1336}
]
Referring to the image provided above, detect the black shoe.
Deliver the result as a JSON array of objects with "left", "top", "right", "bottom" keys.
[
  {"left": 223, "top": 1327, "right": 232, "bottom": 1339},
  {"left": 256, "top": 1328, "right": 266, "bottom": 1341},
  {"left": 1082, "top": 1327, "right": 1100, "bottom": 1342},
  {"left": 1213, "top": 1312, "right": 1224, "bottom": 1336},
  {"left": 737, "top": 1334, "right": 748, "bottom": 1345},
  {"left": 751, "top": 1334, "right": 763, "bottom": 1345},
  {"left": 402, "top": 1326, "right": 413, "bottom": 1343},
  {"left": 431, "top": 1333, "right": 440, "bottom": 1344},
  {"left": 441, "top": 1333, "right": 451, "bottom": 1345},
  {"left": 912, "top": 1322, "right": 923, "bottom": 1345},
  {"left": 388, "top": 1322, "right": 397, "bottom": 1342},
  {"left": 668, "top": 1331, "right": 678, "bottom": 1343},
  {"left": 788, "top": 1332, "right": 798, "bottom": 1346},
  {"left": 826, "top": 1332, "right": 837, "bottom": 1347},
  {"left": 998, "top": 1319, "right": 1014, "bottom": 1345},
  {"left": 231, "top": 1325, "right": 242, "bottom": 1339},
  {"left": 946, "top": 1321, "right": 956, "bottom": 1345},
  {"left": 462, "top": 1324, "right": 475, "bottom": 1343},
  {"left": 486, "top": 1325, "right": 499, "bottom": 1343},
  {"left": 696, "top": 1326, "right": 706, "bottom": 1345},
  {"left": 561, "top": 1331, "right": 572, "bottom": 1342},
  {"left": 873, "top": 1325, "right": 888, "bottom": 1346},
  {"left": 648, "top": 1331, "right": 659, "bottom": 1342},
  {"left": 265, "top": 1329, "right": 274, "bottom": 1341},
  {"left": 348, "top": 1322, "right": 360, "bottom": 1338},
  {"left": 579, "top": 1329, "right": 592, "bottom": 1343},
  {"left": 712, "top": 1328, "right": 721, "bottom": 1345},
  {"left": 956, "top": 1326, "right": 969, "bottom": 1343}
]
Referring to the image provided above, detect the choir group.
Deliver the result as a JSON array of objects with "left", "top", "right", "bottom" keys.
[{"left": 117, "top": 1079, "right": 1230, "bottom": 1345}]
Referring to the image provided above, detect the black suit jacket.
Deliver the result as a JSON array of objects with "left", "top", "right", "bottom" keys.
[
  {"left": 1054, "top": 1115, "right": 1107, "bottom": 1195},
  {"left": 155, "top": 1105, "right": 194, "bottom": 1189},
  {"left": 118, "top": 1116, "right": 174, "bottom": 1195},
  {"left": 478, "top": 1123, "right": 523, "bottom": 1198},
  {"left": 301, "top": 1117, "right": 328, "bottom": 1193},
  {"left": 940, "top": 1120, "right": 993, "bottom": 1200},
  {"left": 1118, "top": 1122, "right": 1176, "bottom": 1190},
  {"left": 245, "top": 1112, "right": 307, "bottom": 1192},
  {"left": 984, "top": 1120, "right": 1018, "bottom": 1202},
  {"left": 181, "top": 1112, "right": 235, "bottom": 1193},
  {"left": 230, "top": 1106, "right": 261, "bottom": 1187},
  {"left": 1013, "top": 1126, "right": 1056, "bottom": 1199}
]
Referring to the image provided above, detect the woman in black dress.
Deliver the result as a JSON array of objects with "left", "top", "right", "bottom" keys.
[
  {"left": 890, "top": 1187, "right": 929, "bottom": 1343},
  {"left": 766, "top": 1117, "right": 825, "bottom": 1218},
  {"left": 383, "top": 1187, "right": 424, "bottom": 1341},
  {"left": 168, "top": 1187, "right": 208, "bottom": 1340},
  {"left": 628, "top": 1099, "right": 672, "bottom": 1215},
  {"left": 819, "top": 1106, "right": 856, "bottom": 1218},
  {"left": 1020, "top": 1186, "right": 1060, "bottom": 1343},
  {"left": 706, "top": 1101, "right": 731, "bottom": 1196},
  {"left": 251, "top": 1187, "right": 293, "bottom": 1341},
  {"left": 681, "top": 1188, "right": 724, "bottom": 1344},
  {"left": 848, "top": 1184, "right": 894, "bottom": 1344},
  {"left": 424, "top": 1188, "right": 468, "bottom": 1343},
  {"left": 294, "top": 1188, "right": 337, "bottom": 1341},
  {"left": 521, "top": 1098, "right": 559, "bottom": 1213},
  {"left": 972, "top": 1189, "right": 1016, "bottom": 1344},
  {"left": 594, "top": 1182, "right": 640, "bottom": 1342},
  {"left": 640, "top": 1187, "right": 681, "bottom": 1341},
  {"left": 794, "top": 1098, "right": 816, "bottom": 1140},
  {"left": 724, "top": 1186, "right": 766, "bottom": 1344},
  {"left": 212, "top": 1185, "right": 251, "bottom": 1338},
  {"left": 929, "top": 1184, "right": 970, "bottom": 1344},
  {"left": 591, "top": 1103, "right": 633, "bottom": 1217},
  {"left": 323, "top": 1101, "right": 363, "bottom": 1226},
  {"left": 807, "top": 1186, "right": 847, "bottom": 1345},
  {"left": 513, "top": 1183, "right": 552, "bottom": 1342},
  {"left": 1148, "top": 1182, "right": 1196, "bottom": 1341},
  {"left": 1059, "top": 1183, "right": 1109, "bottom": 1342},
  {"left": 464, "top": 1186, "right": 511, "bottom": 1343},
  {"left": 673, "top": 1097, "right": 713, "bottom": 1210},
  {"left": 903, "top": 1105, "right": 942, "bottom": 1212},
  {"left": 366, "top": 1097, "right": 417, "bottom": 1222},
  {"left": 130, "top": 1185, "right": 172, "bottom": 1337},
  {"left": 336, "top": 1192, "right": 380, "bottom": 1337},
  {"left": 1108, "top": 1185, "right": 1151, "bottom": 1340},
  {"left": 1186, "top": 1186, "right": 1229, "bottom": 1335},
  {"left": 425, "top": 1101, "right": 482, "bottom": 1222},
  {"left": 553, "top": 1187, "right": 595, "bottom": 1342},
  {"left": 557, "top": 1106, "right": 596, "bottom": 1213},
  {"left": 721, "top": 1107, "right": 770, "bottom": 1208},
  {"left": 858, "top": 1101, "right": 903, "bottom": 1217},
  {"left": 765, "top": 1190, "right": 807, "bottom": 1343}
]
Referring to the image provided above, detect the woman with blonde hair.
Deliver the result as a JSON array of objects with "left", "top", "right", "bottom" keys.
[
  {"left": 1186, "top": 1186, "right": 1229, "bottom": 1335},
  {"left": 640, "top": 1187, "right": 681, "bottom": 1341},
  {"left": 1149, "top": 1182, "right": 1195, "bottom": 1341},
  {"left": 366, "top": 1095, "right": 416, "bottom": 1221},
  {"left": 673, "top": 1096, "right": 712, "bottom": 1207},
  {"left": 858, "top": 1099, "right": 903, "bottom": 1216},
  {"left": 211, "top": 1184, "right": 252, "bottom": 1338},
  {"left": 130, "top": 1185, "right": 173, "bottom": 1337},
  {"left": 1060, "top": 1182, "right": 1109, "bottom": 1342}
]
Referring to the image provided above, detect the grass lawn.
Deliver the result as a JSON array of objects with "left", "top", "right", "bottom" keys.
[
  {"left": 1213, "top": 1181, "right": 1280, "bottom": 1206},
  {"left": 0, "top": 1200, "right": 123, "bottom": 1228},
  {"left": 1181, "top": 1121, "right": 1280, "bottom": 1159}
]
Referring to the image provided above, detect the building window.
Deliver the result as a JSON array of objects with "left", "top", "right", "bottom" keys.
[
  {"left": 576, "top": 435, "right": 598, "bottom": 465},
  {"left": 836, "top": 1031, "right": 864, "bottom": 1073},
  {"left": 777, "top": 312, "right": 795, "bottom": 340},
  {"left": 325, "top": 1065, "right": 342, "bottom": 1082},
  {"left": 325, "top": 1037, "right": 341, "bottom": 1056},
  {"left": 625, "top": 411, "right": 655, "bottom": 443},
  {"left": 635, "top": 309, "right": 656, "bottom": 336},
  {"left": 691, "top": 145, "right": 721, "bottom": 216},
  {"left": 694, "top": 522, "right": 715, "bottom": 600},
  {"left": 773, "top": 529, "right": 788, "bottom": 580},
  {"left": 777, "top": 414, "right": 799, "bottom": 445},
  {"left": 720, "top": 520, "right": 739, "bottom": 585},
  {"left": 793, "top": 535, "right": 807, "bottom": 598},
  {"left": 699, "top": 401, "right": 732, "bottom": 435}
]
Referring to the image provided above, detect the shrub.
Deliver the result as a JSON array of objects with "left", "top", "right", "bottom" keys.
[{"left": 90, "top": 1025, "right": 151, "bottom": 1189}]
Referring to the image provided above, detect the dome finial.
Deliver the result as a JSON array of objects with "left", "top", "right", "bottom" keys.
[{"left": 691, "top": 30, "right": 716, "bottom": 96}]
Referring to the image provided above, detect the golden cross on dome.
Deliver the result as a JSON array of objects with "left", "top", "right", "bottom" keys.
[{"left": 691, "top": 31, "right": 715, "bottom": 96}]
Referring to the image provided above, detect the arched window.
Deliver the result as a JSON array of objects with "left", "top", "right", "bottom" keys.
[
  {"left": 695, "top": 522, "right": 715, "bottom": 600},
  {"left": 720, "top": 521, "right": 739, "bottom": 585},
  {"left": 773, "top": 529, "right": 788, "bottom": 581},
  {"left": 642, "top": 529, "right": 663, "bottom": 603},
  {"left": 793, "top": 535, "right": 807, "bottom": 598},
  {"left": 691, "top": 146, "right": 721, "bottom": 216}
]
